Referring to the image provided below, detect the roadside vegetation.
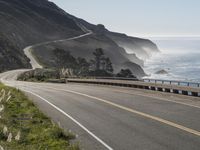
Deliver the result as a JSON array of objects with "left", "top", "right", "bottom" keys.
[
  {"left": 52, "top": 48, "right": 114, "bottom": 77},
  {"left": 18, "top": 48, "right": 136, "bottom": 82},
  {"left": 0, "top": 83, "right": 79, "bottom": 150},
  {"left": 17, "top": 68, "right": 64, "bottom": 83}
]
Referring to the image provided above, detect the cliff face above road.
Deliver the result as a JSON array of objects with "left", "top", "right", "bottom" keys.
[{"left": 0, "top": 0, "right": 159, "bottom": 77}]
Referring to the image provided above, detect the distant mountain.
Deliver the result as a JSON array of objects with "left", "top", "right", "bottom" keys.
[
  {"left": 0, "top": 0, "right": 159, "bottom": 77},
  {"left": 71, "top": 21, "right": 159, "bottom": 60}
]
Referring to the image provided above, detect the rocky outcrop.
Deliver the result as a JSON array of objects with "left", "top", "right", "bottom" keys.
[{"left": 155, "top": 69, "right": 168, "bottom": 75}]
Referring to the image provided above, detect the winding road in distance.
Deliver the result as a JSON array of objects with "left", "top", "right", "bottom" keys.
[
  {"left": 0, "top": 28, "right": 200, "bottom": 150},
  {"left": 23, "top": 30, "right": 92, "bottom": 69}
]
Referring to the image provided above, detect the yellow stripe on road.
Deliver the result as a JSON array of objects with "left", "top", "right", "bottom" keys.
[
  {"left": 111, "top": 89, "right": 200, "bottom": 109},
  {"left": 18, "top": 84, "right": 200, "bottom": 137},
  {"left": 54, "top": 83, "right": 200, "bottom": 109},
  {"left": 52, "top": 88, "right": 200, "bottom": 137}
]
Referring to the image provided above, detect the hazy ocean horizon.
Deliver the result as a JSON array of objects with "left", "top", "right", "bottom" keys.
[{"left": 143, "top": 37, "right": 200, "bottom": 82}]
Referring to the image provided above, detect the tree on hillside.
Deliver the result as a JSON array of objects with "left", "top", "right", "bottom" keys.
[
  {"left": 93, "top": 48, "right": 104, "bottom": 71},
  {"left": 89, "top": 48, "right": 114, "bottom": 76},
  {"left": 52, "top": 48, "right": 114, "bottom": 77},
  {"left": 116, "top": 69, "right": 136, "bottom": 78},
  {"left": 53, "top": 48, "right": 77, "bottom": 77},
  {"left": 104, "top": 57, "right": 113, "bottom": 73},
  {"left": 76, "top": 57, "right": 90, "bottom": 76},
  {"left": 53, "top": 48, "right": 66, "bottom": 68},
  {"left": 53, "top": 48, "right": 77, "bottom": 69}
]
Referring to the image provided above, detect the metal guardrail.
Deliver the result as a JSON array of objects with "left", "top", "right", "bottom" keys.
[
  {"left": 69, "top": 77, "right": 200, "bottom": 88},
  {"left": 68, "top": 76, "right": 139, "bottom": 81},
  {"left": 67, "top": 78, "right": 200, "bottom": 97},
  {"left": 95, "top": 77, "right": 138, "bottom": 81},
  {"left": 143, "top": 79, "right": 200, "bottom": 88}
]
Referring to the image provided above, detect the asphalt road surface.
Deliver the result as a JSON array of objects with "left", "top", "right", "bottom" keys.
[{"left": 0, "top": 70, "right": 200, "bottom": 150}]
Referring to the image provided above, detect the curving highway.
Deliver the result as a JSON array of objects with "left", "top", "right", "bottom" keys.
[
  {"left": 0, "top": 26, "right": 200, "bottom": 149},
  {"left": 0, "top": 70, "right": 200, "bottom": 150},
  {"left": 23, "top": 31, "right": 92, "bottom": 69}
]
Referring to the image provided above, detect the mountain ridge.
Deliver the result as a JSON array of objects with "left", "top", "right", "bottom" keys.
[{"left": 0, "top": 0, "right": 159, "bottom": 77}]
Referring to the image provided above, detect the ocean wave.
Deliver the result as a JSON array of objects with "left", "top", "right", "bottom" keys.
[{"left": 144, "top": 38, "right": 200, "bottom": 82}]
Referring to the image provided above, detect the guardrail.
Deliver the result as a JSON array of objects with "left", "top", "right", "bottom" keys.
[
  {"left": 68, "top": 76, "right": 139, "bottom": 81},
  {"left": 95, "top": 77, "right": 139, "bottom": 81},
  {"left": 143, "top": 79, "right": 200, "bottom": 88},
  {"left": 67, "top": 78, "right": 200, "bottom": 97}
]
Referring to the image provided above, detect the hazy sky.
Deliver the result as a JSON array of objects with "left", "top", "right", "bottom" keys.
[{"left": 49, "top": 0, "right": 200, "bottom": 37}]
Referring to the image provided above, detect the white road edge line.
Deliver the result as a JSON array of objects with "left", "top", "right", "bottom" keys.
[{"left": 22, "top": 89, "right": 113, "bottom": 150}]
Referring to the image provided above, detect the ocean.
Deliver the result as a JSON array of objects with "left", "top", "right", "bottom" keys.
[{"left": 143, "top": 37, "right": 200, "bottom": 82}]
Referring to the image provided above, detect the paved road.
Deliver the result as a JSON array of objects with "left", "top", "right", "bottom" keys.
[
  {"left": 24, "top": 46, "right": 43, "bottom": 69},
  {"left": 23, "top": 31, "right": 92, "bottom": 69},
  {"left": 0, "top": 70, "right": 200, "bottom": 150},
  {"left": 1, "top": 24, "right": 200, "bottom": 149}
]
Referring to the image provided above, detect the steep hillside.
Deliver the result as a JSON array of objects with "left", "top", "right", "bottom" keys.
[
  {"left": 33, "top": 34, "right": 145, "bottom": 76},
  {"left": 0, "top": 0, "right": 159, "bottom": 77},
  {"left": 70, "top": 18, "right": 159, "bottom": 60},
  {"left": 0, "top": 0, "right": 83, "bottom": 47},
  {"left": 0, "top": 32, "right": 31, "bottom": 72},
  {"left": 0, "top": 0, "right": 84, "bottom": 72},
  {"left": 106, "top": 31, "right": 159, "bottom": 60}
]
